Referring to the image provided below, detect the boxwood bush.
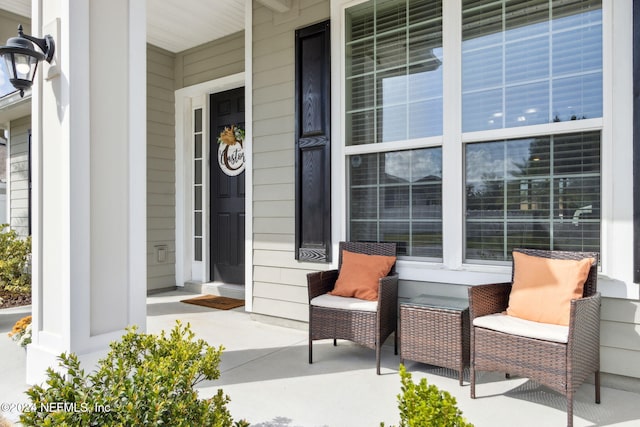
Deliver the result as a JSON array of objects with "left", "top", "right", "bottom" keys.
[
  {"left": 20, "top": 321, "right": 249, "bottom": 427},
  {"left": 382, "top": 364, "right": 473, "bottom": 427},
  {"left": 0, "top": 224, "right": 31, "bottom": 295}
]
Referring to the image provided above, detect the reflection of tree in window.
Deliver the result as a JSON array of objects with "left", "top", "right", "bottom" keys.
[{"left": 465, "top": 132, "right": 600, "bottom": 260}]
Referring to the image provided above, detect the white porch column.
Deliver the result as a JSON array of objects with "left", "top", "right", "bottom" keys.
[{"left": 27, "top": 0, "right": 146, "bottom": 383}]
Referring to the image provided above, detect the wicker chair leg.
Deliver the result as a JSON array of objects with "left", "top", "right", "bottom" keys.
[
  {"left": 595, "top": 371, "right": 601, "bottom": 404},
  {"left": 376, "top": 345, "right": 381, "bottom": 375},
  {"left": 309, "top": 339, "right": 313, "bottom": 364},
  {"left": 567, "top": 393, "right": 574, "bottom": 427},
  {"left": 333, "top": 338, "right": 337, "bottom": 346},
  {"left": 394, "top": 331, "right": 398, "bottom": 355},
  {"left": 470, "top": 369, "right": 476, "bottom": 399}
]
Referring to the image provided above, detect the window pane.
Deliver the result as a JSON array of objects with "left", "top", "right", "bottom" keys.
[
  {"left": 413, "top": 221, "right": 443, "bottom": 258},
  {"left": 347, "top": 2, "right": 375, "bottom": 41},
  {"left": 462, "top": 89, "right": 503, "bottom": 131},
  {"left": 552, "top": 73, "right": 602, "bottom": 122},
  {"left": 347, "top": 111, "right": 375, "bottom": 146},
  {"left": 376, "top": 31, "right": 407, "bottom": 72},
  {"left": 194, "top": 108, "right": 202, "bottom": 133},
  {"left": 465, "top": 132, "right": 600, "bottom": 261},
  {"left": 351, "top": 187, "right": 378, "bottom": 219},
  {"left": 507, "top": 221, "right": 549, "bottom": 251},
  {"left": 462, "top": 45, "right": 502, "bottom": 92},
  {"left": 381, "top": 185, "right": 409, "bottom": 218},
  {"left": 194, "top": 159, "right": 202, "bottom": 185},
  {"left": 466, "top": 221, "right": 505, "bottom": 261},
  {"left": 194, "top": 186, "right": 202, "bottom": 211},
  {"left": 554, "top": 133, "right": 600, "bottom": 175},
  {"left": 347, "top": 75, "right": 375, "bottom": 111},
  {"left": 350, "top": 221, "right": 379, "bottom": 243},
  {"left": 194, "top": 212, "right": 202, "bottom": 237},
  {"left": 376, "top": 1, "right": 406, "bottom": 34},
  {"left": 194, "top": 133, "right": 202, "bottom": 158},
  {"left": 505, "top": 36, "right": 549, "bottom": 85},
  {"left": 462, "top": 0, "right": 602, "bottom": 132},
  {"left": 349, "top": 147, "right": 443, "bottom": 259},
  {"left": 505, "top": 81, "right": 549, "bottom": 127},
  {"left": 194, "top": 237, "right": 202, "bottom": 262},
  {"left": 345, "top": 0, "right": 443, "bottom": 145},
  {"left": 346, "top": 39, "right": 375, "bottom": 77}
]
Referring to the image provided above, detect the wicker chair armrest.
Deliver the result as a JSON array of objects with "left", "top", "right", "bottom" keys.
[
  {"left": 377, "top": 273, "right": 399, "bottom": 306},
  {"left": 307, "top": 269, "right": 339, "bottom": 301},
  {"left": 377, "top": 273, "right": 399, "bottom": 330},
  {"left": 468, "top": 282, "right": 512, "bottom": 320},
  {"left": 568, "top": 292, "right": 601, "bottom": 350}
]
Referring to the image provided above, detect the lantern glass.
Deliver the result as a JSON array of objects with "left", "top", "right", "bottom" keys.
[
  {"left": 2, "top": 55, "right": 13, "bottom": 79},
  {"left": 13, "top": 52, "right": 37, "bottom": 80}
]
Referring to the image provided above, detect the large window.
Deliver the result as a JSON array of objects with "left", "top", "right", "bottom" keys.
[
  {"left": 344, "top": 0, "right": 602, "bottom": 264},
  {"left": 346, "top": 0, "right": 444, "bottom": 259}
]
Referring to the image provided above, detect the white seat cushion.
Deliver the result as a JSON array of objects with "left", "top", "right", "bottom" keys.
[
  {"left": 473, "top": 313, "right": 569, "bottom": 343},
  {"left": 310, "top": 293, "right": 378, "bottom": 312}
]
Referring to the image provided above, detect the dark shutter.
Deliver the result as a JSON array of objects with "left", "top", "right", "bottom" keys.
[
  {"left": 295, "top": 20, "right": 331, "bottom": 262},
  {"left": 634, "top": 0, "right": 640, "bottom": 282}
]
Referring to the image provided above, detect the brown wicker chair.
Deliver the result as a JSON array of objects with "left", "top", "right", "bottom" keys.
[
  {"left": 469, "top": 248, "right": 600, "bottom": 427},
  {"left": 307, "top": 241, "right": 398, "bottom": 374}
]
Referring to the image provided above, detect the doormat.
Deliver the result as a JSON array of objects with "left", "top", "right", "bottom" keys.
[{"left": 180, "top": 295, "right": 245, "bottom": 310}]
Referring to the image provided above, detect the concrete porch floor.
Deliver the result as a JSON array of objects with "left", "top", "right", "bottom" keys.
[{"left": 2, "top": 290, "right": 640, "bottom": 426}]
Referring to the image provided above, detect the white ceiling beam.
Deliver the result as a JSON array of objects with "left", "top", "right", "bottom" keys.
[{"left": 256, "top": 0, "right": 291, "bottom": 13}]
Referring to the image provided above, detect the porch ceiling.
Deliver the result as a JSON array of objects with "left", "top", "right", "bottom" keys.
[{"left": 0, "top": 0, "right": 245, "bottom": 53}]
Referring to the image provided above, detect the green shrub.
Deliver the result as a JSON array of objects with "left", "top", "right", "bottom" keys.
[
  {"left": 0, "top": 224, "right": 31, "bottom": 294},
  {"left": 20, "top": 321, "right": 249, "bottom": 427},
  {"left": 381, "top": 364, "right": 473, "bottom": 427}
]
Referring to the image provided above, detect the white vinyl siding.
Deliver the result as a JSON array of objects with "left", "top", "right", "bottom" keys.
[
  {"left": 251, "top": 0, "right": 330, "bottom": 322},
  {"left": 175, "top": 32, "right": 245, "bottom": 90},
  {"left": 147, "top": 44, "right": 177, "bottom": 291},
  {"left": 8, "top": 116, "right": 30, "bottom": 236},
  {"left": 601, "top": 298, "right": 640, "bottom": 379}
]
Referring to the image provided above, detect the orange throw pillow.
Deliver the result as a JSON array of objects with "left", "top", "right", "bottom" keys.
[
  {"left": 329, "top": 250, "right": 396, "bottom": 301},
  {"left": 507, "top": 252, "right": 594, "bottom": 326}
]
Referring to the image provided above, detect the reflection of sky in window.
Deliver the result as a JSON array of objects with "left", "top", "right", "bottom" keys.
[
  {"left": 382, "top": 48, "right": 443, "bottom": 142},
  {"left": 0, "top": 62, "right": 17, "bottom": 97},
  {"left": 462, "top": 7, "right": 602, "bottom": 132},
  {"left": 385, "top": 148, "right": 442, "bottom": 183}
]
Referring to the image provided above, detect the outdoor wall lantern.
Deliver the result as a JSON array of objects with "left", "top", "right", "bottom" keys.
[{"left": 0, "top": 25, "right": 55, "bottom": 97}]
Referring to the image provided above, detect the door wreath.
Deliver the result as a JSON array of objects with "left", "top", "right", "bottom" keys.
[{"left": 216, "top": 125, "right": 245, "bottom": 176}]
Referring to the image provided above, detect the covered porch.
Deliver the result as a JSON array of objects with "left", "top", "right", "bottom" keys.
[{"left": 0, "top": 0, "right": 639, "bottom": 419}]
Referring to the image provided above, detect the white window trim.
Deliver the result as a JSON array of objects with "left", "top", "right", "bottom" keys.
[{"left": 331, "top": 0, "right": 638, "bottom": 299}]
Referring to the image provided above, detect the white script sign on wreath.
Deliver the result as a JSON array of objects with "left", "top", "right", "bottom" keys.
[{"left": 216, "top": 125, "right": 245, "bottom": 176}]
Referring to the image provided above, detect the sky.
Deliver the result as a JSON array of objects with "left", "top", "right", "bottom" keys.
[{"left": 0, "top": 62, "right": 17, "bottom": 97}]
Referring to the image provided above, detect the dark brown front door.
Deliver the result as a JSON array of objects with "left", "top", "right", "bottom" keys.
[{"left": 210, "top": 87, "right": 245, "bottom": 284}]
